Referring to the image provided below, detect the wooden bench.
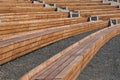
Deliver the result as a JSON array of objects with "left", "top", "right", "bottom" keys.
[
  {"left": 45, "top": 0, "right": 102, "bottom": 4},
  {"left": 0, "top": 0, "right": 31, "bottom": 3},
  {"left": 81, "top": 10, "right": 120, "bottom": 17},
  {"left": 0, "top": 6, "right": 44, "bottom": 9},
  {"left": 0, "top": 7, "right": 56, "bottom": 13},
  {"left": 91, "top": 13, "right": 120, "bottom": 20},
  {"left": 0, "top": 17, "right": 87, "bottom": 35},
  {"left": 0, "top": 12, "right": 69, "bottom": 22},
  {"left": 20, "top": 23, "right": 120, "bottom": 80},
  {"left": 0, "top": 11, "right": 63, "bottom": 16},
  {"left": 0, "top": 21, "right": 108, "bottom": 65},
  {"left": 68, "top": 5, "right": 118, "bottom": 10},
  {"left": 0, "top": 4, "right": 43, "bottom": 7},
  {"left": 79, "top": 8, "right": 120, "bottom": 13},
  {"left": 0, "top": 1, "right": 31, "bottom": 4},
  {"left": 56, "top": 3, "right": 110, "bottom": 7}
]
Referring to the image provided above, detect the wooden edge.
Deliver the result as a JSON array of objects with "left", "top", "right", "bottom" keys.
[
  {"left": 20, "top": 24, "right": 120, "bottom": 80},
  {"left": 19, "top": 29, "right": 94, "bottom": 80}
]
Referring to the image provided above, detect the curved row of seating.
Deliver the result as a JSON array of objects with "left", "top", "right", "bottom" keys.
[
  {"left": 0, "top": 20, "right": 108, "bottom": 65},
  {"left": 0, "top": 17, "right": 87, "bottom": 36},
  {"left": 42, "top": 0, "right": 120, "bottom": 20},
  {"left": 20, "top": 24, "right": 120, "bottom": 80},
  {"left": 0, "top": 0, "right": 120, "bottom": 79},
  {"left": 0, "top": 0, "right": 119, "bottom": 64}
]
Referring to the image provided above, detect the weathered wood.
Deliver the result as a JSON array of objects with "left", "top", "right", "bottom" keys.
[
  {"left": 81, "top": 10, "right": 120, "bottom": 17},
  {"left": 0, "top": 12, "right": 69, "bottom": 22},
  {"left": 56, "top": 3, "right": 110, "bottom": 7},
  {"left": 68, "top": 5, "right": 118, "bottom": 10},
  {"left": 0, "top": 21, "right": 108, "bottom": 65},
  {"left": 0, "top": 17, "right": 87, "bottom": 35},
  {"left": 0, "top": 0, "right": 120, "bottom": 80},
  {"left": 92, "top": 13, "right": 120, "bottom": 20},
  {"left": 20, "top": 24, "right": 120, "bottom": 80},
  {"left": 45, "top": 0, "right": 102, "bottom": 4}
]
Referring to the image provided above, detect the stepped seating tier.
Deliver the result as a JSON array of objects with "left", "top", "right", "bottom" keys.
[
  {"left": 0, "top": 21, "right": 108, "bottom": 65},
  {"left": 56, "top": 3, "right": 110, "bottom": 7},
  {"left": 81, "top": 10, "right": 120, "bottom": 17},
  {"left": 68, "top": 5, "right": 118, "bottom": 10},
  {"left": 0, "top": 17, "right": 87, "bottom": 35},
  {"left": 0, "top": 0, "right": 120, "bottom": 79},
  {"left": 0, "top": 7, "right": 56, "bottom": 13},
  {"left": 20, "top": 23, "right": 120, "bottom": 80},
  {"left": 0, "top": 12, "right": 69, "bottom": 22},
  {"left": 45, "top": 0, "right": 102, "bottom": 3},
  {"left": 91, "top": 13, "right": 120, "bottom": 20},
  {"left": 80, "top": 8, "right": 120, "bottom": 12}
]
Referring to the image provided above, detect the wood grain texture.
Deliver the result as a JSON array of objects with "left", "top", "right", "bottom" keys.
[
  {"left": 0, "top": 17, "right": 87, "bottom": 35},
  {"left": 0, "top": 0, "right": 120, "bottom": 79},
  {"left": 0, "top": 21, "right": 108, "bottom": 65},
  {"left": 20, "top": 24, "right": 120, "bottom": 80}
]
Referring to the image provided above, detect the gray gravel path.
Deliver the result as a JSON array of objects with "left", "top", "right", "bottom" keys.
[{"left": 0, "top": 29, "right": 120, "bottom": 80}]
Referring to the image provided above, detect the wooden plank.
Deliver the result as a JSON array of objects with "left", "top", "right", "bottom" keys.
[{"left": 20, "top": 24, "right": 120, "bottom": 80}]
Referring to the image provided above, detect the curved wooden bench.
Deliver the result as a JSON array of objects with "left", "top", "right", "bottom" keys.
[
  {"left": 0, "top": 0, "right": 31, "bottom": 3},
  {"left": 0, "top": 11, "right": 58, "bottom": 16},
  {"left": 56, "top": 3, "right": 110, "bottom": 7},
  {"left": 81, "top": 10, "right": 120, "bottom": 17},
  {"left": 0, "top": 17, "right": 87, "bottom": 35},
  {"left": 0, "top": 21, "right": 108, "bottom": 65},
  {"left": 0, "top": 12, "right": 69, "bottom": 22},
  {"left": 20, "top": 24, "right": 120, "bottom": 80},
  {"left": 0, "top": 6, "right": 46, "bottom": 10},
  {"left": 0, "top": 3, "right": 43, "bottom": 7},
  {"left": 45, "top": 0, "right": 102, "bottom": 4},
  {"left": 68, "top": 5, "right": 117, "bottom": 10},
  {"left": 92, "top": 13, "right": 120, "bottom": 20},
  {"left": 80, "top": 8, "right": 120, "bottom": 12},
  {"left": 0, "top": 7, "right": 56, "bottom": 13},
  {"left": 79, "top": 8, "right": 120, "bottom": 13}
]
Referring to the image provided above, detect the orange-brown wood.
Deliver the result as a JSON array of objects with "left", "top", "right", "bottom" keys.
[
  {"left": 20, "top": 24, "right": 120, "bottom": 80},
  {"left": 0, "top": 21, "right": 108, "bottom": 65}
]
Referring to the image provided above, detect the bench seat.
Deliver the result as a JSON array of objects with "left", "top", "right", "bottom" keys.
[
  {"left": 0, "top": 21, "right": 108, "bottom": 65},
  {"left": 20, "top": 23, "right": 120, "bottom": 80},
  {"left": 81, "top": 10, "right": 120, "bottom": 17},
  {"left": 91, "top": 13, "right": 120, "bottom": 20},
  {"left": 0, "top": 17, "right": 87, "bottom": 35},
  {"left": 68, "top": 5, "right": 118, "bottom": 10},
  {"left": 0, "top": 12, "right": 69, "bottom": 22}
]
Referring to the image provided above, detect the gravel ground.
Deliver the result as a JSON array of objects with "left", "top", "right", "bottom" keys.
[
  {"left": 0, "top": 29, "right": 120, "bottom": 80},
  {"left": 78, "top": 35, "right": 120, "bottom": 80}
]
